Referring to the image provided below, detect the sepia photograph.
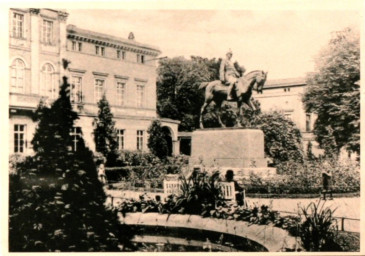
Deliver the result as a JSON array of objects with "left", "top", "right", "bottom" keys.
[{"left": 4, "top": 0, "right": 363, "bottom": 253}]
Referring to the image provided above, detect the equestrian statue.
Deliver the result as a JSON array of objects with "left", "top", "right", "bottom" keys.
[{"left": 199, "top": 49, "right": 268, "bottom": 129}]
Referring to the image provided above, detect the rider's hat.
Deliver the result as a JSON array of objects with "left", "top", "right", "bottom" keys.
[{"left": 226, "top": 48, "right": 233, "bottom": 55}]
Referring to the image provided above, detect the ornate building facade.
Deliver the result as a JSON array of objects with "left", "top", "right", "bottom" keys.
[
  {"left": 9, "top": 8, "right": 179, "bottom": 156},
  {"left": 252, "top": 77, "right": 322, "bottom": 156}
]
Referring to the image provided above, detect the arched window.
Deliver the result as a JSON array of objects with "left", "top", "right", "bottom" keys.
[
  {"left": 40, "top": 63, "right": 56, "bottom": 98},
  {"left": 10, "top": 58, "right": 25, "bottom": 93}
]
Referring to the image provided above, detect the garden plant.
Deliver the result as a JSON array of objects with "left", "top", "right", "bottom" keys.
[{"left": 9, "top": 73, "right": 133, "bottom": 252}]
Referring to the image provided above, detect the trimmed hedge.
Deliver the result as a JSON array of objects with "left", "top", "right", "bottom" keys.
[
  {"left": 105, "top": 151, "right": 189, "bottom": 187},
  {"left": 242, "top": 159, "right": 360, "bottom": 194}
]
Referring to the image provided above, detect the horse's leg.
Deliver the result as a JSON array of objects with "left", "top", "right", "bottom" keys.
[
  {"left": 215, "top": 101, "right": 226, "bottom": 128},
  {"left": 247, "top": 97, "right": 257, "bottom": 111},
  {"left": 200, "top": 100, "right": 210, "bottom": 129}
]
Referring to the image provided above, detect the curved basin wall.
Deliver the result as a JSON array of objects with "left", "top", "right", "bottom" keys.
[{"left": 119, "top": 212, "right": 298, "bottom": 252}]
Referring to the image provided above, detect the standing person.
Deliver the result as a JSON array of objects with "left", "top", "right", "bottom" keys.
[
  {"left": 322, "top": 160, "right": 333, "bottom": 200},
  {"left": 219, "top": 49, "right": 241, "bottom": 100}
]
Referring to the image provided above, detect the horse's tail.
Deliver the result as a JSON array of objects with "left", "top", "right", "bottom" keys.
[{"left": 199, "top": 82, "right": 209, "bottom": 90}]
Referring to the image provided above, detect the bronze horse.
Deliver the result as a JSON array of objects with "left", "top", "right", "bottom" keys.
[{"left": 199, "top": 70, "right": 268, "bottom": 128}]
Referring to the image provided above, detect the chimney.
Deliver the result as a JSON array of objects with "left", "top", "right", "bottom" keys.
[{"left": 128, "top": 32, "right": 135, "bottom": 40}]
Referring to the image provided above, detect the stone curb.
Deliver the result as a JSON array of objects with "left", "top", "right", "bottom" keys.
[{"left": 119, "top": 212, "right": 300, "bottom": 252}]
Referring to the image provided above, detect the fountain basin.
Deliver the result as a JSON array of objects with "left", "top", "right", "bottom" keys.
[{"left": 119, "top": 212, "right": 299, "bottom": 252}]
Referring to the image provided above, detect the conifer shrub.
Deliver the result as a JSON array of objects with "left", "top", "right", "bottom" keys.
[
  {"left": 93, "top": 94, "right": 119, "bottom": 166},
  {"left": 9, "top": 73, "right": 133, "bottom": 251}
]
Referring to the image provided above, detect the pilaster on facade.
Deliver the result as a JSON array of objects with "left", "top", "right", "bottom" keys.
[
  {"left": 58, "top": 11, "right": 69, "bottom": 79},
  {"left": 30, "top": 10, "right": 40, "bottom": 95}
]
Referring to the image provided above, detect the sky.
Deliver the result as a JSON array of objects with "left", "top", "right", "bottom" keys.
[{"left": 66, "top": 8, "right": 361, "bottom": 80}]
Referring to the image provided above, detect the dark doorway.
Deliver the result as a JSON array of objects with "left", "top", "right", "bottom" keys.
[{"left": 179, "top": 138, "right": 191, "bottom": 156}]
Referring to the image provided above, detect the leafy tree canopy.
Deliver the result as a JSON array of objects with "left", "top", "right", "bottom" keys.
[
  {"left": 253, "top": 112, "right": 304, "bottom": 165},
  {"left": 302, "top": 27, "right": 360, "bottom": 156}
]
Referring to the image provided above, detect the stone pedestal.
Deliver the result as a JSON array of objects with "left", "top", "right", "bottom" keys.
[{"left": 190, "top": 128, "right": 276, "bottom": 178}]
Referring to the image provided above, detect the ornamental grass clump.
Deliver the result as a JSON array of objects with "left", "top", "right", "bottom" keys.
[
  {"left": 173, "top": 170, "right": 223, "bottom": 215},
  {"left": 299, "top": 200, "right": 338, "bottom": 251}
]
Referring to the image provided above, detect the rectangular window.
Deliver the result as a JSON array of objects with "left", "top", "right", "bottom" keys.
[
  {"left": 78, "top": 42, "right": 82, "bottom": 52},
  {"left": 14, "top": 124, "right": 26, "bottom": 153},
  {"left": 122, "top": 51, "right": 126, "bottom": 60},
  {"left": 137, "top": 130, "right": 144, "bottom": 150},
  {"left": 71, "top": 76, "right": 83, "bottom": 103},
  {"left": 70, "top": 127, "right": 82, "bottom": 151},
  {"left": 306, "top": 114, "right": 311, "bottom": 132},
  {"left": 117, "top": 50, "right": 120, "bottom": 59},
  {"left": 137, "top": 54, "right": 145, "bottom": 64},
  {"left": 42, "top": 20, "right": 53, "bottom": 44},
  {"left": 95, "top": 46, "right": 105, "bottom": 56},
  {"left": 117, "top": 129, "right": 124, "bottom": 150},
  {"left": 94, "top": 78, "right": 104, "bottom": 103},
  {"left": 12, "top": 13, "right": 24, "bottom": 38},
  {"left": 10, "top": 60, "right": 25, "bottom": 93},
  {"left": 136, "top": 85, "right": 144, "bottom": 107},
  {"left": 116, "top": 81, "right": 125, "bottom": 106},
  {"left": 72, "top": 41, "right": 76, "bottom": 51}
]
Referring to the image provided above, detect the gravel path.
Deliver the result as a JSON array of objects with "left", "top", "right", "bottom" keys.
[{"left": 246, "top": 197, "right": 360, "bottom": 232}]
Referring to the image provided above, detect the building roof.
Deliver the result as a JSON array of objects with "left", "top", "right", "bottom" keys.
[
  {"left": 264, "top": 77, "right": 306, "bottom": 89},
  {"left": 178, "top": 131, "right": 193, "bottom": 138},
  {"left": 67, "top": 24, "right": 161, "bottom": 56}
]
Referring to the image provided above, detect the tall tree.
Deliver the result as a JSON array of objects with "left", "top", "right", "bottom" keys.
[
  {"left": 302, "top": 27, "right": 360, "bottom": 156},
  {"left": 93, "top": 94, "right": 118, "bottom": 164},
  {"left": 157, "top": 56, "right": 210, "bottom": 131},
  {"left": 147, "top": 120, "right": 170, "bottom": 159},
  {"left": 9, "top": 72, "right": 131, "bottom": 251},
  {"left": 253, "top": 111, "right": 304, "bottom": 165}
]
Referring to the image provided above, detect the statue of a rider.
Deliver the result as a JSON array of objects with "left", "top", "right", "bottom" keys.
[{"left": 219, "top": 49, "right": 245, "bottom": 100}]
